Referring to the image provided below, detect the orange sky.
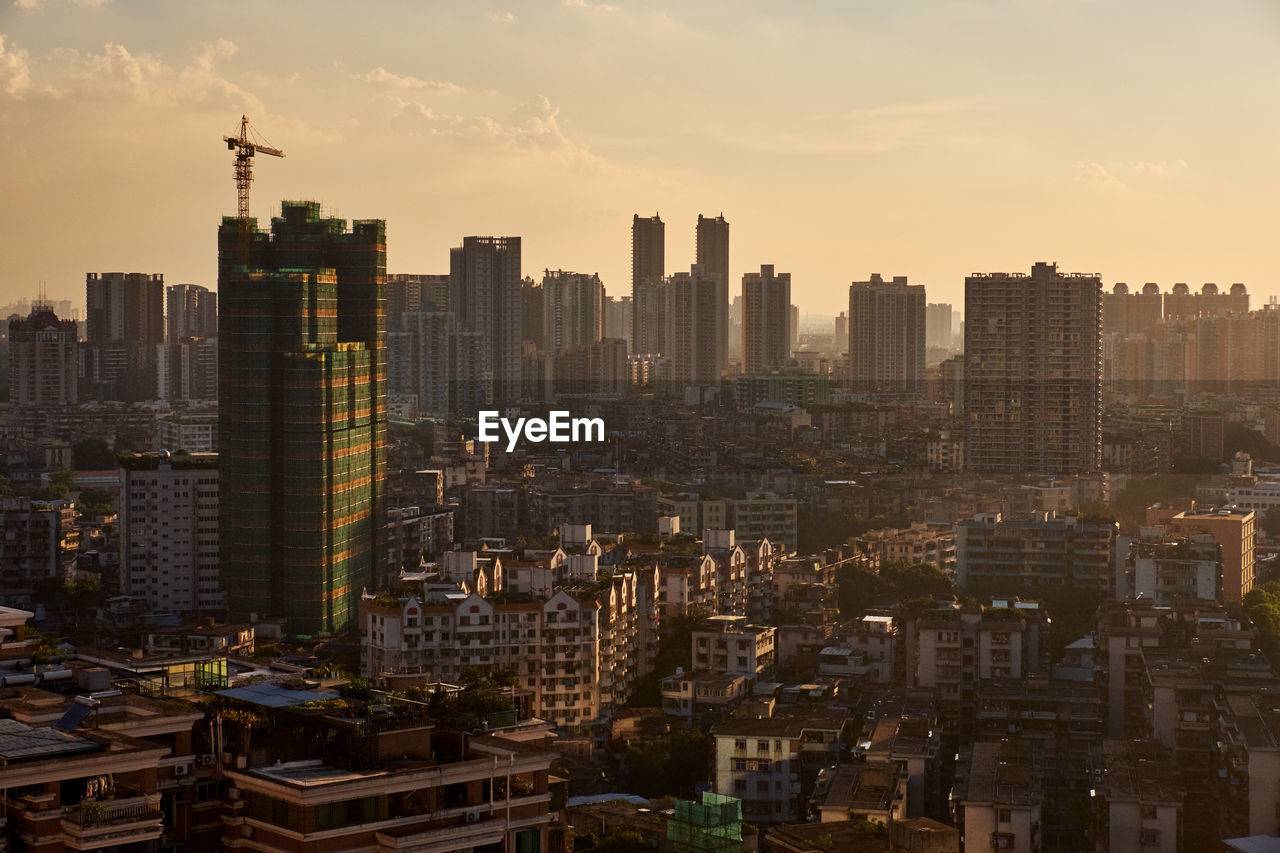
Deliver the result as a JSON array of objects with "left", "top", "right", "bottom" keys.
[{"left": 3, "top": 0, "right": 1280, "bottom": 317}]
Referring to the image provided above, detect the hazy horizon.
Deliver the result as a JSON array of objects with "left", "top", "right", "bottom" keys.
[{"left": 3, "top": 0, "right": 1279, "bottom": 316}]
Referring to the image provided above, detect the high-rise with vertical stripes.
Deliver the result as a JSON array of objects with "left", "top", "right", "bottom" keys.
[{"left": 217, "top": 201, "right": 387, "bottom": 636}]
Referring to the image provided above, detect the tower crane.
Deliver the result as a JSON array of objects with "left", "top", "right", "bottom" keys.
[{"left": 223, "top": 115, "right": 284, "bottom": 220}]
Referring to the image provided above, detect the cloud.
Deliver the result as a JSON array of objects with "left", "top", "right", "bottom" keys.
[
  {"left": 0, "top": 35, "right": 31, "bottom": 96},
  {"left": 487, "top": 10, "right": 516, "bottom": 23},
  {"left": 364, "top": 92, "right": 602, "bottom": 168},
  {"left": 358, "top": 67, "right": 462, "bottom": 94},
  {"left": 25, "top": 39, "right": 260, "bottom": 112},
  {"left": 13, "top": 0, "right": 111, "bottom": 9},
  {"left": 562, "top": 0, "right": 620, "bottom": 13},
  {"left": 1074, "top": 159, "right": 1188, "bottom": 191},
  {"left": 1075, "top": 161, "right": 1126, "bottom": 191}
]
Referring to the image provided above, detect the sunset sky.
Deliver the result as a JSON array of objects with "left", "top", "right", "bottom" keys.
[{"left": 2, "top": 0, "right": 1279, "bottom": 316}]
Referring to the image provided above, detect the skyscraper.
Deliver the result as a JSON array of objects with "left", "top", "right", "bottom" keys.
[
  {"left": 742, "top": 264, "right": 791, "bottom": 374},
  {"left": 667, "top": 264, "right": 720, "bottom": 386},
  {"left": 166, "top": 283, "right": 218, "bottom": 342},
  {"left": 925, "top": 302, "right": 953, "bottom": 350},
  {"left": 695, "top": 213, "right": 729, "bottom": 376},
  {"left": 631, "top": 213, "right": 665, "bottom": 355},
  {"left": 8, "top": 303, "right": 79, "bottom": 409},
  {"left": 964, "top": 261, "right": 1102, "bottom": 475},
  {"left": 542, "top": 269, "right": 604, "bottom": 352},
  {"left": 848, "top": 274, "right": 926, "bottom": 394},
  {"left": 218, "top": 201, "right": 386, "bottom": 636},
  {"left": 604, "top": 294, "right": 633, "bottom": 350},
  {"left": 450, "top": 236, "right": 523, "bottom": 405},
  {"left": 84, "top": 272, "right": 165, "bottom": 402}
]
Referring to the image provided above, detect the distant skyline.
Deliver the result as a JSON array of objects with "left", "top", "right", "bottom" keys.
[{"left": 3, "top": 0, "right": 1280, "bottom": 315}]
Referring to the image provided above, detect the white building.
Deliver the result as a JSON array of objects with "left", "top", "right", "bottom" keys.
[{"left": 119, "top": 452, "right": 222, "bottom": 614}]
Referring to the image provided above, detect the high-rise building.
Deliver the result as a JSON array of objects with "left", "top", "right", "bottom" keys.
[
  {"left": 542, "top": 269, "right": 604, "bottom": 352},
  {"left": 742, "top": 264, "right": 791, "bottom": 374},
  {"left": 631, "top": 213, "right": 665, "bottom": 354},
  {"left": 450, "top": 236, "right": 522, "bottom": 404},
  {"left": 604, "top": 294, "right": 633, "bottom": 350},
  {"left": 218, "top": 201, "right": 386, "bottom": 635},
  {"left": 166, "top": 283, "right": 217, "bottom": 342},
  {"left": 386, "top": 273, "right": 450, "bottom": 333},
  {"left": 521, "top": 276, "right": 545, "bottom": 349},
  {"left": 8, "top": 304, "right": 79, "bottom": 409},
  {"left": 925, "top": 302, "right": 953, "bottom": 350},
  {"left": 120, "top": 453, "right": 222, "bottom": 615},
  {"left": 405, "top": 310, "right": 456, "bottom": 416},
  {"left": 695, "top": 213, "right": 729, "bottom": 376},
  {"left": 667, "top": 265, "right": 720, "bottom": 386},
  {"left": 156, "top": 336, "right": 217, "bottom": 402},
  {"left": 84, "top": 272, "right": 165, "bottom": 402},
  {"left": 964, "top": 261, "right": 1102, "bottom": 475},
  {"left": 834, "top": 311, "right": 849, "bottom": 347},
  {"left": 848, "top": 274, "right": 926, "bottom": 394}
]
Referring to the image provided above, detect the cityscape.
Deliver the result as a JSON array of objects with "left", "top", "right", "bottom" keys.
[{"left": 4, "top": 3, "right": 1280, "bottom": 853}]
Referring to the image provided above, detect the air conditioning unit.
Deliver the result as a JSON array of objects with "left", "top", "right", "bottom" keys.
[
  {"left": 174, "top": 763, "right": 189, "bottom": 777},
  {"left": 202, "top": 754, "right": 217, "bottom": 766},
  {"left": 466, "top": 809, "right": 483, "bottom": 824}
]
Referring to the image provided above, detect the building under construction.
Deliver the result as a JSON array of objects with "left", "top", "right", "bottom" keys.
[{"left": 217, "top": 201, "right": 387, "bottom": 636}]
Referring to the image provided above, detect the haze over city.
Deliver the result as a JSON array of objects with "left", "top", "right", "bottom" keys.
[{"left": 4, "top": 0, "right": 1280, "bottom": 314}]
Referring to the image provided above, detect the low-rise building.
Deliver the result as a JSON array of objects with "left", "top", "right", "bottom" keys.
[
  {"left": 712, "top": 711, "right": 849, "bottom": 825},
  {"left": 692, "top": 615, "right": 777, "bottom": 683},
  {"left": 812, "top": 761, "right": 907, "bottom": 824},
  {"left": 954, "top": 739, "right": 1041, "bottom": 853}
]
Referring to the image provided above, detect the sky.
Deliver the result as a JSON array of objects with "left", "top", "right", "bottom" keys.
[{"left": 2, "top": 0, "right": 1280, "bottom": 317}]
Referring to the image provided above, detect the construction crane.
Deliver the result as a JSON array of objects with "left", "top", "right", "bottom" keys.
[{"left": 223, "top": 115, "right": 284, "bottom": 220}]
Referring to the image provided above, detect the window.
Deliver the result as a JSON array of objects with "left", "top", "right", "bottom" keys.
[
  {"left": 756, "top": 780, "right": 769, "bottom": 794},
  {"left": 992, "top": 833, "right": 1014, "bottom": 850},
  {"left": 735, "top": 739, "right": 747, "bottom": 751},
  {"left": 998, "top": 809, "right": 1011, "bottom": 824},
  {"left": 757, "top": 740, "right": 770, "bottom": 753},
  {"left": 1140, "top": 829, "right": 1160, "bottom": 846},
  {"left": 1140, "top": 805, "right": 1157, "bottom": 820},
  {"left": 734, "top": 779, "right": 747, "bottom": 793}
]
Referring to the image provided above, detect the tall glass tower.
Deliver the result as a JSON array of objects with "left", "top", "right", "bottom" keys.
[{"left": 217, "top": 201, "right": 386, "bottom": 636}]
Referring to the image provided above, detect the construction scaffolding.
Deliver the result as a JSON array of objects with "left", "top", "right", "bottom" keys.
[{"left": 666, "top": 792, "right": 743, "bottom": 853}]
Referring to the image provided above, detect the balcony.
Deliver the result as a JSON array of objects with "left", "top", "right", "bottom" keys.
[{"left": 61, "top": 794, "right": 163, "bottom": 851}]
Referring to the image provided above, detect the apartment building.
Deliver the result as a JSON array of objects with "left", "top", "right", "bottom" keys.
[
  {"left": 222, "top": 725, "right": 557, "bottom": 853},
  {"left": 854, "top": 523, "right": 956, "bottom": 576},
  {"left": 1163, "top": 506, "right": 1255, "bottom": 602},
  {"left": 811, "top": 761, "right": 907, "bottom": 824},
  {"left": 955, "top": 512, "right": 1116, "bottom": 593},
  {"left": 0, "top": 688, "right": 218, "bottom": 852},
  {"left": 1115, "top": 529, "right": 1222, "bottom": 603},
  {"left": 954, "top": 739, "right": 1042, "bottom": 853},
  {"left": 1089, "top": 740, "right": 1182, "bottom": 853},
  {"left": 360, "top": 569, "right": 659, "bottom": 727},
  {"left": 964, "top": 262, "right": 1102, "bottom": 475},
  {"left": 0, "top": 497, "right": 79, "bottom": 605},
  {"left": 907, "top": 605, "right": 1042, "bottom": 721},
  {"left": 660, "top": 671, "right": 749, "bottom": 723},
  {"left": 691, "top": 615, "right": 777, "bottom": 683},
  {"left": 713, "top": 712, "right": 849, "bottom": 825},
  {"left": 120, "top": 452, "right": 223, "bottom": 615},
  {"left": 817, "top": 614, "right": 896, "bottom": 683}
]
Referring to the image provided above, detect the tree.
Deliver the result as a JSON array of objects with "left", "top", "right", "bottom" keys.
[
  {"left": 1263, "top": 507, "right": 1280, "bottom": 540},
  {"left": 72, "top": 437, "right": 117, "bottom": 471},
  {"left": 624, "top": 728, "right": 713, "bottom": 799},
  {"left": 77, "top": 488, "right": 115, "bottom": 517}
]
